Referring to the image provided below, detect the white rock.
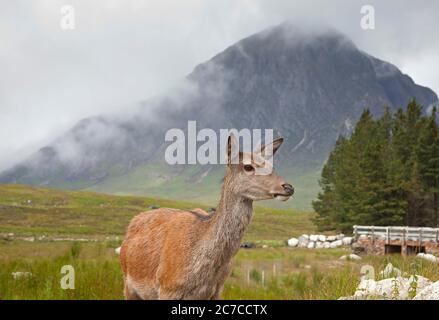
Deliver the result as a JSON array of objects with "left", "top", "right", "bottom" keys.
[
  {"left": 315, "top": 242, "right": 324, "bottom": 249},
  {"left": 323, "top": 242, "right": 331, "bottom": 249},
  {"left": 309, "top": 235, "right": 319, "bottom": 242},
  {"left": 353, "top": 275, "right": 432, "bottom": 300},
  {"left": 339, "top": 254, "right": 362, "bottom": 261},
  {"left": 417, "top": 253, "right": 438, "bottom": 263},
  {"left": 354, "top": 279, "right": 377, "bottom": 297},
  {"left": 317, "top": 235, "right": 326, "bottom": 242},
  {"left": 115, "top": 247, "right": 121, "bottom": 255},
  {"left": 11, "top": 272, "right": 32, "bottom": 279},
  {"left": 307, "top": 241, "right": 315, "bottom": 249},
  {"left": 336, "top": 233, "right": 345, "bottom": 240},
  {"left": 298, "top": 241, "right": 308, "bottom": 248},
  {"left": 409, "top": 275, "right": 433, "bottom": 294},
  {"left": 414, "top": 281, "right": 439, "bottom": 300},
  {"left": 326, "top": 235, "right": 337, "bottom": 242},
  {"left": 356, "top": 277, "right": 408, "bottom": 299},
  {"left": 287, "top": 238, "right": 299, "bottom": 247},
  {"left": 330, "top": 240, "right": 343, "bottom": 248},
  {"left": 342, "top": 237, "right": 353, "bottom": 245},
  {"left": 298, "top": 236, "right": 309, "bottom": 247},
  {"left": 300, "top": 234, "right": 309, "bottom": 240},
  {"left": 380, "top": 263, "right": 402, "bottom": 278}
]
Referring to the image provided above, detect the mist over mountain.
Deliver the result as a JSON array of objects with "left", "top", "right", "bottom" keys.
[{"left": 1, "top": 22, "right": 437, "bottom": 209}]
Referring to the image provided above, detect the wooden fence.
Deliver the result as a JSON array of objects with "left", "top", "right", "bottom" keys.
[{"left": 353, "top": 225, "right": 439, "bottom": 244}]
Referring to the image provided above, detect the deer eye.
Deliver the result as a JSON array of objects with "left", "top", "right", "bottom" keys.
[{"left": 243, "top": 165, "right": 254, "bottom": 172}]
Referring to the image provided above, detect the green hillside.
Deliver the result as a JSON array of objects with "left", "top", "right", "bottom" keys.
[
  {"left": 0, "top": 184, "right": 315, "bottom": 242},
  {"left": 86, "top": 163, "right": 320, "bottom": 212}
]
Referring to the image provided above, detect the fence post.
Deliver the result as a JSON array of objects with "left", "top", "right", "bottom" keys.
[
  {"left": 371, "top": 226, "right": 375, "bottom": 244},
  {"left": 354, "top": 225, "right": 358, "bottom": 241},
  {"left": 386, "top": 227, "right": 390, "bottom": 244}
]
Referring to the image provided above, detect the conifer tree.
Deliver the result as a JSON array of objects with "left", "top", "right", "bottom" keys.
[
  {"left": 313, "top": 100, "right": 438, "bottom": 231},
  {"left": 416, "top": 107, "right": 439, "bottom": 226}
]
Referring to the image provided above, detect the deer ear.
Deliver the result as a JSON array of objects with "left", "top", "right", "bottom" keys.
[
  {"left": 258, "top": 137, "right": 284, "bottom": 158},
  {"left": 227, "top": 134, "right": 239, "bottom": 165}
]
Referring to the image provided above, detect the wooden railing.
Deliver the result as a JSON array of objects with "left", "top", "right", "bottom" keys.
[{"left": 353, "top": 225, "right": 439, "bottom": 244}]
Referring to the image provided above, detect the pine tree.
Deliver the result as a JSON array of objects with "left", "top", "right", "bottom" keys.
[
  {"left": 313, "top": 137, "right": 347, "bottom": 231},
  {"left": 416, "top": 107, "right": 439, "bottom": 226},
  {"left": 313, "top": 100, "right": 437, "bottom": 232}
]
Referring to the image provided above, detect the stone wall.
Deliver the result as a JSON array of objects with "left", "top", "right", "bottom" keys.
[{"left": 354, "top": 236, "right": 439, "bottom": 256}]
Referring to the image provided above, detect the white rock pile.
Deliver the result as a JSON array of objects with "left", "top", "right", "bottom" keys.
[
  {"left": 340, "top": 263, "right": 439, "bottom": 300},
  {"left": 287, "top": 234, "right": 353, "bottom": 249}
]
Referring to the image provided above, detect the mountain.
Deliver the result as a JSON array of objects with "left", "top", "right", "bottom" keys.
[{"left": 1, "top": 22, "right": 437, "bottom": 210}]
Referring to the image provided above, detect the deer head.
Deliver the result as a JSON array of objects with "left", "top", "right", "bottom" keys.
[{"left": 225, "top": 134, "right": 294, "bottom": 202}]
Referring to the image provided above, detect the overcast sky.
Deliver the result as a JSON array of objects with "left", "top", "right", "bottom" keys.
[{"left": 0, "top": 0, "right": 438, "bottom": 171}]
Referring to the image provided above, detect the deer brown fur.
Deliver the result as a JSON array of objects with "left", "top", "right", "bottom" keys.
[{"left": 120, "top": 135, "right": 294, "bottom": 299}]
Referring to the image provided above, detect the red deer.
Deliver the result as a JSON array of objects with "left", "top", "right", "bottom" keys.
[{"left": 120, "top": 135, "right": 294, "bottom": 299}]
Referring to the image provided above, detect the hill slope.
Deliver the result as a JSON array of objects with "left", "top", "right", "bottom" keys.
[{"left": 0, "top": 184, "right": 314, "bottom": 241}]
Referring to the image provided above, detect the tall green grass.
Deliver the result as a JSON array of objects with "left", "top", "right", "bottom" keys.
[{"left": 2, "top": 243, "right": 438, "bottom": 300}]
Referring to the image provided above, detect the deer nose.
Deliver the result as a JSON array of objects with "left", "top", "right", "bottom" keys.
[{"left": 282, "top": 183, "right": 294, "bottom": 195}]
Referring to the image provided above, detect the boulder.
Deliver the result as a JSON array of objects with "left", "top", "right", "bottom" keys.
[
  {"left": 414, "top": 281, "right": 439, "bottom": 300},
  {"left": 287, "top": 238, "right": 299, "bottom": 247},
  {"left": 342, "top": 237, "right": 353, "bottom": 245},
  {"left": 417, "top": 253, "right": 438, "bottom": 263},
  {"left": 355, "top": 277, "right": 406, "bottom": 299},
  {"left": 354, "top": 275, "right": 432, "bottom": 300},
  {"left": 326, "top": 235, "right": 337, "bottom": 242},
  {"left": 309, "top": 235, "right": 319, "bottom": 242},
  {"left": 315, "top": 242, "right": 324, "bottom": 249},
  {"left": 330, "top": 240, "right": 343, "bottom": 248},
  {"left": 298, "top": 236, "right": 309, "bottom": 248},
  {"left": 380, "top": 263, "right": 401, "bottom": 278},
  {"left": 307, "top": 241, "right": 315, "bottom": 249},
  {"left": 323, "top": 242, "right": 331, "bottom": 249},
  {"left": 340, "top": 254, "right": 362, "bottom": 261},
  {"left": 298, "top": 240, "right": 308, "bottom": 248},
  {"left": 336, "top": 234, "right": 345, "bottom": 240}
]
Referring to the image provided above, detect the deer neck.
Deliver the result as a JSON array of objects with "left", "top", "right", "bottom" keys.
[{"left": 202, "top": 175, "right": 253, "bottom": 262}]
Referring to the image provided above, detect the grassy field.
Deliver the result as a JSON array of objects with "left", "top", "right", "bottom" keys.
[
  {"left": 0, "top": 184, "right": 314, "bottom": 241},
  {"left": 1, "top": 184, "right": 438, "bottom": 300}
]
